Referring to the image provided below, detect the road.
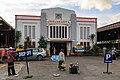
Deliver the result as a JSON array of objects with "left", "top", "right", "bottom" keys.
[{"left": 0, "top": 56, "right": 120, "bottom": 80}]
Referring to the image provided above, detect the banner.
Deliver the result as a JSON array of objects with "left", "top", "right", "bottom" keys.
[{"left": 18, "top": 49, "right": 33, "bottom": 58}]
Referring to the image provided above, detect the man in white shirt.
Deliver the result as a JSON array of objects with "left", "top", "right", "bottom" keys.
[{"left": 58, "top": 49, "right": 65, "bottom": 70}]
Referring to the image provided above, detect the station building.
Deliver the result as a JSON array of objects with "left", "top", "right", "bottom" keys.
[
  {"left": 0, "top": 16, "right": 15, "bottom": 48},
  {"left": 97, "top": 21, "right": 120, "bottom": 49},
  {"left": 15, "top": 7, "right": 97, "bottom": 56}
]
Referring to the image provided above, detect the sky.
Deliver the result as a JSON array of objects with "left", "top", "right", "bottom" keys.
[{"left": 0, "top": 0, "right": 120, "bottom": 28}]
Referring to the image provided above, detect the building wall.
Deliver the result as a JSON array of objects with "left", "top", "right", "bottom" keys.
[
  {"left": 15, "top": 15, "right": 40, "bottom": 47},
  {"left": 15, "top": 8, "right": 97, "bottom": 55},
  {"left": 76, "top": 17, "right": 97, "bottom": 48}
]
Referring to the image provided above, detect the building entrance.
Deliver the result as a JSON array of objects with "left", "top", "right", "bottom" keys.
[{"left": 50, "top": 42, "right": 67, "bottom": 56}]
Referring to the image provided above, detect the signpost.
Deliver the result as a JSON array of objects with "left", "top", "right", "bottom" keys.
[
  {"left": 18, "top": 49, "right": 33, "bottom": 79},
  {"left": 103, "top": 53, "right": 112, "bottom": 74}
]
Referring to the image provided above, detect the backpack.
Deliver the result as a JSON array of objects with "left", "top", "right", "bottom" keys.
[{"left": 70, "top": 66, "right": 78, "bottom": 74}]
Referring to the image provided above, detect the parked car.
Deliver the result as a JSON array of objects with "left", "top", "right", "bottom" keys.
[{"left": 15, "top": 48, "right": 47, "bottom": 61}]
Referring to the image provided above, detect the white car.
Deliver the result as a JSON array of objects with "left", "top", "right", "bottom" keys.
[{"left": 16, "top": 48, "right": 47, "bottom": 61}]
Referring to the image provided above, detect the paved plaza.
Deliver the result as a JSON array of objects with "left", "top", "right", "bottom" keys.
[{"left": 0, "top": 56, "right": 120, "bottom": 80}]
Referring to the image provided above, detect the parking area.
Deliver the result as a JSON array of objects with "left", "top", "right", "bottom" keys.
[{"left": 2, "top": 56, "right": 120, "bottom": 80}]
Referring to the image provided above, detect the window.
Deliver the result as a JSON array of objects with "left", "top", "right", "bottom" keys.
[
  {"left": 87, "top": 42, "right": 90, "bottom": 47},
  {"left": 65, "top": 27, "right": 67, "bottom": 38},
  {"left": 29, "top": 26, "right": 31, "bottom": 38},
  {"left": 87, "top": 27, "right": 90, "bottom": 39},
  {"left": 53, "top": 26, "right": 55, "bottom": 38},
  {"left": 55, "top": 13, "right": 62, "bottom": 19},
  {"left": 56, "top": 26, "right": 58, "bottom": 38},
  {"left": 80, "top": 27, "right": 83, "bottom": 39},
  {"left": 32, "top": 25, "right": 35, "bottom": 39},
  {"left": 59, "top": 26, "right": 61, "bottom": 38},
  {"left": 24, "top": 25, "right": 27, "bottom": 38},
  {"left": 84, "top": 27, "right": 86, "bottom": 39},
  {"left": 62, "top": 26, "right": 64, "bottom": 38},
  {"left": 50, "top": 26, "right": 52, "bottom": 38}
]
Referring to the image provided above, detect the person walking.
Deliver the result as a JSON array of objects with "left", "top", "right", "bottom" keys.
[
  {"left": 7, "top": 47, "right": 17, "bottom": 76},
  {"left": 1, "top": 48, "right": 5, "bottom": 63},
  {"left": 58, "top": 49, "right": 65, "bottom": 71},
  {"left": 111, "top": 48, "right": 117, "bottom": 60}
]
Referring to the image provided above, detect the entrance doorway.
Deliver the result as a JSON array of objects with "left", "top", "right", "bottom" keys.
[{"left": 50, "top": 42, "right": 67, "bottom": 56}]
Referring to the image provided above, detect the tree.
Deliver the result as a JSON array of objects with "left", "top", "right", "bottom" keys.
[
  {"left": 15, "top": 31, "right": 21, "bottom": 48},
  {"left": 38, "top": 35, "right": 47, "bottom": 48},
  {"left": 89, "top": 34, "right": 96, "bottom": 47},
  {"left": 24, "top": 36, "right": 31, "bottom": 49}
]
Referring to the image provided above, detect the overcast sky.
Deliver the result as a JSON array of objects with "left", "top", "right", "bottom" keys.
[{"left": 0, "top": 0, "right": 120, "bottom": 28}]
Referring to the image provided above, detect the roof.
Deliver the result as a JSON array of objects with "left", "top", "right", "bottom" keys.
[
  {"left": 41, "top": 7, "right": 75, "bottom": 13},
  {"left": 0, "top": 16, "right": 14, "bottom": 29},
  {"left": 76, "top": 17, "right": 97, "bottom": 23},
  {"left": 97, "top": 21, "right": 120, "bottom": 32}
]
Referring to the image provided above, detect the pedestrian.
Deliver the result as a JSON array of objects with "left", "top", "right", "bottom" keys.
[
  {"left": 111, "top": 48, "right": 117, "bottom": 60},
  {"left": 7, "top": 47, "right": 17, "bottom": 76},
  {"left": 1, "top": 48, "right": 6, "bottom": 63},
  {"left": 58, "top": 49, "right": 66, "bottom": 71}
]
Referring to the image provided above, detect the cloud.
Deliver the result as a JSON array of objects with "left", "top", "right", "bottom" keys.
[
  {"left": 97, "top": 13, "right": 120, "bottom": 28},
  {"left": 107, "top": 13, "right": 120, "bottom": 23},
  {"left": 69, "top": 0, "right": 112, "bottom": 11},
  {"left": 0, "top": 0, "right": 117, "bottom": 28},
  {"left": 112, "top": 0, "right": 120, "bottom": 5}
]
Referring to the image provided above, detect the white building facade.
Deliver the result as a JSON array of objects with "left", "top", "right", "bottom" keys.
[{"left": 15, "top": 8, "right": 97, "bottom": 56}]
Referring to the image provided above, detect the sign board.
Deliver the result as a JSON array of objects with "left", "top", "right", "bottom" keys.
[
  {"left": 74, "top": 45, "right": 84, "bottom": 52},
  {"left": 18, "top": 49, "right": 33, "bottom": 58},
  {"left": 104, "top": 54, "right": 112, "bottom": 63}
]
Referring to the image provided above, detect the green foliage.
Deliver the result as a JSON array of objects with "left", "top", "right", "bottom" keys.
[
  {"left": 15, "top": 31, "right": 22, "bottom": 47},
  {"left": 89, "top": 34, "right": 95, "bottom": 44},
  {"left": 38, "top": 35, "right": 47, "bottom": 48},
  {"left": 24, "top": 36, "right": 31, "bottom": 49}
]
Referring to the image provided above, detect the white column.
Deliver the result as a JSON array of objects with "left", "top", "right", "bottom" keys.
[
  {"left": 48, "top": 26, "right": 50, "bottom": 38},
  {"left": 67, "top": 26, "right": 69, "bottom": 38},
  {"left": 67, "top": 42, "right": 71, "bottom": 56}
]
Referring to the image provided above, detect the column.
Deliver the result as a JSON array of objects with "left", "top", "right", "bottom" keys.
[
  {"left": 67, "top": 42, "right": 71, "bottom": 56},
  {"left": 48, "top": 26, "right": 50, "bottom": 38},
  {"left": 67, "top": 26, "right": 69, "bottom": 38},
  {"left": 55, "top": 26, "right": 56, "bottom": 38},
  {"left": 47, "top": 42, "right": 50, "bottom": 56}
]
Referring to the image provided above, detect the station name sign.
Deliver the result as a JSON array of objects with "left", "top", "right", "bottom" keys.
[{"left": 47, "top": 20, "right": 71, "bottom": 24}]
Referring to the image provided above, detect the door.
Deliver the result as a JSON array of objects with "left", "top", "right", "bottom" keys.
[{"left": 50, "top": 42, "right": 67, "bottom": 56}]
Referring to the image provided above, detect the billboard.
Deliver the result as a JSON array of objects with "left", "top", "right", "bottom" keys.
[{"left": 73, "top": 45, "right": 85, "bottom": 52}]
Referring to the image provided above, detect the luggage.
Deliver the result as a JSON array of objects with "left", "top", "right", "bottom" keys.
[
  {"left": 58, "top": 60, "right": 65, "bottom": 71},
  {"left": 70, "top": 66, "right": 78, "bottom": 74},
  {"left": 69, "top": 63, "right": 79, "bottom": 74}
]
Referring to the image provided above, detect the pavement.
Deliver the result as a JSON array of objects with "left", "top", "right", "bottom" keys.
[
  {"left": 0, "top": 56, "right": 120, "bottom": 80},
  {"left": 0, "top": 62, "right": 25, "bottom": 80}
]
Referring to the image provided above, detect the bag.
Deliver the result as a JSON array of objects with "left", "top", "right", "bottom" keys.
[{"left": 70, "top": 66, "right": 78, "bottom": 74}]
